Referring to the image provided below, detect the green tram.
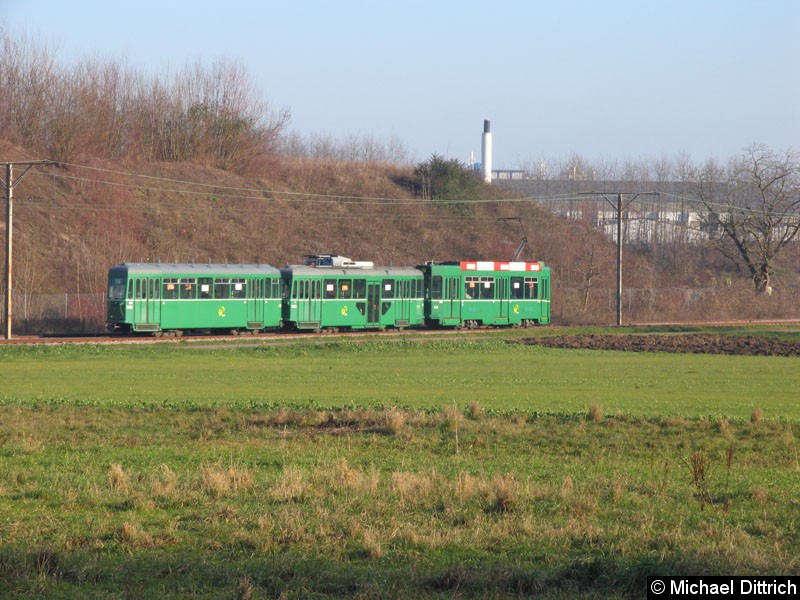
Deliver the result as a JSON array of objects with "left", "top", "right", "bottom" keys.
[
  {"left": 106, "top": 263, "right": 282, "bottom": 335},
  {"left": 280, "top": 255, "right": 424, "bottom": 331},
  {"left": 418, "top": 260, "right": 551, "bottom": 328}
]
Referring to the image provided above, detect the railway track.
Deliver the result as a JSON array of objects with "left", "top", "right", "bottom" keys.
[
  {"left": 2, "top": 319, "right": 799, "bottom": 346},
  {"left": 0, "top": 327, "right": 481, "bottom": 346}
]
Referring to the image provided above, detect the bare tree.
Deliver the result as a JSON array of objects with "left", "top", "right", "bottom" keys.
[
  {"left": 0, "top": 30, "right": 58, "bottom": 150},
  {"left": 687, "top": 144, "right": 800, "bottom": 293}
]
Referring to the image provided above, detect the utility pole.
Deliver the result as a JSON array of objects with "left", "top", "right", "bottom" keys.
[
  {"left": 1, "top": 160, "right": 58, "bottom": 339},
  {"left": 582, "top": 191, "right": 658, "bottom": 326}
]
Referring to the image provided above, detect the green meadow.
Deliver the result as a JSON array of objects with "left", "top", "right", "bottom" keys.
[
  {"left": 0, "top": 331, "right": 798, "bottom": 598},
  {"left": 1, "top": 336, "right": 798, "bottom": 419}
]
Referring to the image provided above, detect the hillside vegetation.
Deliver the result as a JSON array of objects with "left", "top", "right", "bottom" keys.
[
  {"left": 0, "top": 30, "right": 798, "bottom": 328},
  {"left": 2, "top": 138, "right": 799, "bottom": 328}
]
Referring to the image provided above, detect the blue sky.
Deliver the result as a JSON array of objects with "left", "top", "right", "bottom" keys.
[{"left": 3, "top": 0, "right": 798, "bottom": 168}]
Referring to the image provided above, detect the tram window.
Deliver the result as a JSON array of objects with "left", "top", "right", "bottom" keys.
[
  {"left": 180, "top": 278, "right": 196, "bottom": 299},
  {"left": 231, "top": 278, "right": 246, "bottom": 299},
  {"left": 338, "top": 279, "right": 352, "bottom": 299},
  {"left": 511, "top": 277, "right": 524, "bottom": 299},
  {"left": 430, "top": 276, "right": 442, "bottom": 300},
  {"left": 214, "top": 278, "right": 231, "bottom": 299},
  {"left": 108, "top": 277, "right": 126, "bottom": 300},
  {"left": 525, "top": 277, "right": 539, "bottom": 299},
  {"left": 479, "top": 277, "right": 495, "bottom": 300},
  {"left": 382, "top": 279, "right": 394, "bottom": 299},
  {"left": 465, "top": 276, "right": 479, "bottom": 300},
  {"left": 197, "top": 277, "right": 212, "bottom": 299},
  {"left": 353, "top": 279, "right": 366, "bottom": 299},
  {"left": 163, "top": 278, "right": 179, "bottom": 299},
  {"left": 324, "top": 279, "right": 336, "bottom": 299}
]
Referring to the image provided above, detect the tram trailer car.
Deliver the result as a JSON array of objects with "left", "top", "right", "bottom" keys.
[
  {"left": 280, "top": 255, "right": 424, "bottom": 331},
  {"left": 418, "top": 260, "right": 551, "bottom": 328},
  {"left": 106, "top": 263, "right": 282, "bottom": 335},
  {"left": 106, "top": 256, "right": 551, "bottom": 335}
]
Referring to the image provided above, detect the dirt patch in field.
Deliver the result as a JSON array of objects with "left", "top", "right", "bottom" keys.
[{"left": 518, "top": 334, "right": 800, "bottom": 357}]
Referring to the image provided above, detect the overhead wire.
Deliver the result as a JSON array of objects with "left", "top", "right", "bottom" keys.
[
  {"left": 20, "top": 160, "right": 799, "bottom": 223},
  {"left": 34, "top": 161, "right": 585, "bottom": 205}
]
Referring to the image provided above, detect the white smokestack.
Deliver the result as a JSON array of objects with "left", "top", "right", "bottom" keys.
[{"left": 481, "top": 119, "right": 492, "bottom": 184}]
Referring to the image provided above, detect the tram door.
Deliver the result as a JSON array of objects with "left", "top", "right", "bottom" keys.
[
  {"left": 366, "top": 283, "right": 381, "bottom": 326},
  {"left": 134, "top": 277, "right": 161, "bottom": 329},
  {"left": 442, "top": 276, "right": 461, "bottom": 322},
  {"left": 247, "top": 278, "right": 264, "bottom": 327},
  {"left": 497, "top": 278, "right": 508, "bottom": 321},
  {"left": 296, "top": 279, "right": 322, "bottom": 326},
  {"left": 396, "top": 280, "right": 409, "bottom": 324}
]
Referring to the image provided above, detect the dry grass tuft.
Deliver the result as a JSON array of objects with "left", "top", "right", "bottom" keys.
[
  {"left": 751, "top": 486, "right": 768, "bottom": 505},
  {"left": 270, "top": 466, "right": 308, "bottom": 502},
  {"left": 455, "top": 472, "right": 482, "bottom": 503},
  {"left": 200, "top": 464, "right": 253, "bottom": 498},
  {"left": 150, "top": 464, "right": 179, "bottom": 498},
  {"left": 235, "top": 576, "right": 255, "bottom": 600},
  {"left": 391, "top": 471, "right": 435, "bottom": 505},
  {"left": 329, "top": 459, "right": 380, "bottom": 495},
  {"left": 467, "top": 401, "right": 484, "bottom": 420},
  {"left": 440, "top": 405, "right": 464, "bottom": 432},
  {"left": 119, "top": 521, "right": 153, "bottom": 547},
  {"left": 489, "top": 473, "right": 519, "bottom": 513},
  {"left": 383, "top": 407, "right": 407, "bottom": 435},
  {"left": 560, "top": 474, "right": 574, "bottom": 499},
  {"left": 108, "top": 463, "right": 129, "bottom": 493},
  {"left": 361, "top": 529, "right": 383, "bottom": 559}
]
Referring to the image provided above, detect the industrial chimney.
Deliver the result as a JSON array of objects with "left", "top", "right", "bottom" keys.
[{"left": 481, "top": 120, "right": 492, "bottom": 183}]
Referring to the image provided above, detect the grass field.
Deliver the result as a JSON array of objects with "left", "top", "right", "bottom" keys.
[{"left": 0, "top": 329, "right": 798, "bottom": 598}]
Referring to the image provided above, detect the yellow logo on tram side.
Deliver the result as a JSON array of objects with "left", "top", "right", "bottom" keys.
[
  {"left": 341, "top": 305, "right": 348, "bottom": 316},
  {"left": 513, "top": 304, "right": 520, "bottom": 314},
  {"left": 218, "top": 306, "right": 226, "bottom": 318}
]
